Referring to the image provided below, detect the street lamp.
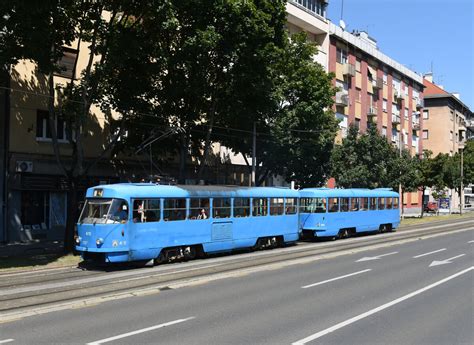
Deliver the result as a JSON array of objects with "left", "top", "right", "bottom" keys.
[{"left": 460, "top": 142, "right": 464, "bottom": 215}]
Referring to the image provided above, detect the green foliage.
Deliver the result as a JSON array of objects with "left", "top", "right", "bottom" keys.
[{"left": 331, "top": 124, "right": 399, "bottom": 188}]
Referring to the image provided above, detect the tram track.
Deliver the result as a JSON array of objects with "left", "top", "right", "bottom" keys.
[{"left": 1, "top": 218, "right": 472, "bottom": 316}]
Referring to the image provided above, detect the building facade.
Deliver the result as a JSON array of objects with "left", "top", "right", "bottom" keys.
[
  {"left": 327, "top": 23, "right": 425, "bottom": 209},
  {"left": 422, "top": 75, "right": 472, "bottom": 211}
]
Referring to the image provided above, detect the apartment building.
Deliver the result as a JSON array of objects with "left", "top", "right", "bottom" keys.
[
  {"left": 422, "top": 75, "right": 471, "bottom": 156},
  {"left": 286, "top": 0, "right": 330, "bottom": 70},
  {"left": 422, "top": 75, "right": 472, "bottom": 211},
  {"left": 328, "top": 23, "right": 425, "bottom": 208}
]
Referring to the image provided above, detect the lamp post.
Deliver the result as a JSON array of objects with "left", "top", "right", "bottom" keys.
[{"left": 460, "top": 143, "right": 464, "bottom": 215}]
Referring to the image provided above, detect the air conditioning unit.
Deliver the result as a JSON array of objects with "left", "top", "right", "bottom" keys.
[{"left": 16, "top": 160, "right": 33, "bottom": 173}]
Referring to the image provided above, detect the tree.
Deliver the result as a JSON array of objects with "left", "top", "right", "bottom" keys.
[
  {"left": 1, "top": 1, "right": 176, "bottom": 251},
  {"left": 216, "top": 31, "right": 339, "bottom": 186},
  {"left": 331, "top": 124, "right": 398, "bottom": 188},
  {"left": 392, "top": 148, "right": 420, "bottom": 215},
  {"left": 417, "top": 150, "right": 443, "bottom": 217}
]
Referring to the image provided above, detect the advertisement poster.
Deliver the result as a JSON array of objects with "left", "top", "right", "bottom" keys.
[{"left": 438, "top": 198, "right": 450, "bottom": 213}]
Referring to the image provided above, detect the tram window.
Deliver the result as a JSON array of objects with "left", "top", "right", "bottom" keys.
[
  {"left": 350, "top": 198, "right": 359, "bottom": 211},
  {"left": 163, "top": 198, "right": 186, "bottom": 221},
  {"left": 270, "top": 198, "right": 284, "bottom": 215},
  {"left": 378, "top": 197, "right": 386, "bottom": 210},
  {"left": 189, "top": 198, "right": 210, "bottom": 220},
  {"left": 213, "top": 198, "right": 231, "bottom": 218},
  {"left": 340, "top": 198, "right": 349, "bottom": 212},
  {"left": 386, "top": 197, "right": 393, "bottom": 210},
  {"left": 133, "top": 199, "right": 160, "bottom": 223},
  {"left": 328, "top": 197, "right": 339, "bottom": 212},
  {"left": 315, "top": 198, "right": 327, "bottom": 213},
  {"left": 234, "top": 198, "right": 250, "bottom": 217},
  {"left": 393, "top": 197, "right": 399, "bottom": 209},
  {"left": 253, "top": 198, "right": 268, "bottom": 216},
  {"left": 360, "top": 197, "right": 368, "bottom": 211},
  {"left": 299, "top": 198, "right": 312, "bottom": 213},
  {"left": 285, "top": 198, "right": 297, "bottom": 214},
  {"left": 369, "top": 198, "right": 377, "bottom": 210}
]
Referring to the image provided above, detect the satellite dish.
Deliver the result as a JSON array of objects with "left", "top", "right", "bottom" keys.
[{"left": 339, "top": 19, "right": 346, "bottom": 30}]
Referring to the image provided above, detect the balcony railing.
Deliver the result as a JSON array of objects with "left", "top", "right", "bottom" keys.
[
  {"left": 415, "top": 98, "right": 424, "bottom": 109},
  {"left": 342, "top": 63, "right": 356, "bottom": 77},
  {"left": 367, "top": 106, "right": 378, "bottom": 116},
  {"left": 372, "top": 78, "right": 383, "bottom": 90},
  {"left": 392, "top": 114, "right": 401, "bottom": 124},
  {"left": 465, "top": 119, "right": 474, "bottom": 129},
  {"left": 335, "top": 91, "right": 349, "bottom": 106}
]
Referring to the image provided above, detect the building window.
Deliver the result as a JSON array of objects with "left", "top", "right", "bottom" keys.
[
  {"left": 383, "top": 72, "right": 388, "bottom": 85},
  {"left": 355, "top": 118, "right": 361, "bottom": 130},
  {"left": 383, "top": 99, "right": 387, "bottom": 112},
  {"left": 450, "top": 131, "right": 453, "bottom": 141},
  {"left": 355, "top": 88, "right": 361, "bottom": 102},
  {"left": 292, "top": 0, "right": 327, "bottom": 17},
  {"left": 382, "top": 126, "right": 387, "bottom": 137},
  {"left": 55, "top": 47, "right": 78, "bottom": 79},
  {"left": 423, "top": 109, "right": 429, "bottom": 119},
  {"left": 450, "top": 110, "right": 454, "bottom": 121},
  {"left": 355, "top": 59, "right": 361, "bottom": 72},
  {"left": 336, "top": 47, "right": 348, "bottom": 64},
  {"left": 422, "top": 130, "right": 429, "bottom": 139},
  {"left": 405, "top": 108, "right": 409, "bottom": 119},
  {"left": 36, "top": 110, "right": 70, "bottom": 142}
]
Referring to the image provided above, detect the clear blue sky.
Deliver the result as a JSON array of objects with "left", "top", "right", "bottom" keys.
[{"left": 327, "top": 0, "right": 474, "bottom": 110}]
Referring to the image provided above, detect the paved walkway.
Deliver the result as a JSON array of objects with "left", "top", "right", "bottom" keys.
[{"left": 0, "top": 240, "right": 64, "bottom": 258}]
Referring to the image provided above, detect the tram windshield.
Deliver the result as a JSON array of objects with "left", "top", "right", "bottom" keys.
[{"left": 79, "top": 198, "right": 129, "bottom": 224}]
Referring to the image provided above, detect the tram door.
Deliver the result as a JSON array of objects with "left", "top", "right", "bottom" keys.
[{"left": 210, "top": 198, "right": 233, "bottom": 250}]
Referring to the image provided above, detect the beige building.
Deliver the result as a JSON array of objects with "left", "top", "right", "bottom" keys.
[
  {"left": 422, "top": 75, "right": 471, "bottom": 157},
  {"left": 422, "top": 74, "right": 472, "bottom": 211}
]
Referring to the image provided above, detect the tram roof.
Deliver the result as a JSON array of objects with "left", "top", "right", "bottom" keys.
[
  {"left": 299, "top": 188, "right": 399, "bottom": 198},
  {"left": 85, "top": 183, "right": 300, "bottom": 199}
]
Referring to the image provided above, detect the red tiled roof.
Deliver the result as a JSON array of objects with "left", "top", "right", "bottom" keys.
[{"left": 423, "top": 78, "right": 449, "bottom": 95}]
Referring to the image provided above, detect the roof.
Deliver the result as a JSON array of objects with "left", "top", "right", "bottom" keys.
[
  {"left": 85, "top": 183, "right": 300, "bottom": 199},
  {"left": 299, "top": 188, "right": 399, "bottom": 198},
  {"left": 423, "top": 79, "right": 449, "bottom": 96},
  {"left": 423, "top": 79, "right": 472, "bottom": 114}
]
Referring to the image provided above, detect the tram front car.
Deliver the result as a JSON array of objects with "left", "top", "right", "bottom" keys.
[{"left": 76, "top": 186, "right": 131, "bottom": 263}]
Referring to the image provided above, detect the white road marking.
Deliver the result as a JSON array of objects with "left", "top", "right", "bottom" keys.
[
  {"left": 468, "top": 240, "right": 474, "bottom": 244},
  {"left": 0, "top": 340, "right": 14, "bottom": 344},
  {"left": 429, "top": 254, "right": 466, "bottom": 267},
  {"left": 302, "top": 269, "right": 372, "bottom": 289},
  {"left": 356, "top": 251, "right": 398, "bottom": 262},
  {"left": 86, "top": 317, "right": 195, "bottom": 345},
  {"left": 292, "top": 266, "right": 474, "bottom": 345},
  {"left": 413, "top": 248, "right": 446, "bottom": 258}
]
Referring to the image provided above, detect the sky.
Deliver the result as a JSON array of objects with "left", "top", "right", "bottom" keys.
[{"left": 326, "top": 0, "right": 474, "bottom": 110}]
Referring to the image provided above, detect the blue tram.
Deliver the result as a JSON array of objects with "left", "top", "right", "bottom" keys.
[
  {"left": 75, "top": 184, "right": 300, "bottom": 263},
  {"left": 299, "top": 188, "right": 400, "bottom": 240}
]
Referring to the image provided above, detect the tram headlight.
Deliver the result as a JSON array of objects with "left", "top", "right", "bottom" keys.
[
  {"left": 75, "top": 236, "right": 81, "bottom": 244},
  {"left": 96, "top": 238, "right": 104, "bottom": 246}
]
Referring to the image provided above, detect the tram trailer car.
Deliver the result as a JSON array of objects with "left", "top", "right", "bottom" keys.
[
  {"left": 75, "top": 184, "right": 300, "bottom": 264},
  {"left": 299, "top": 188, "right": 400, "bottom": 240}
]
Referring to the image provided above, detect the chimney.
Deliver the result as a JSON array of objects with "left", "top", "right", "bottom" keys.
[{"left": 424, "top": 72, "right": 433, "bottom": 83}]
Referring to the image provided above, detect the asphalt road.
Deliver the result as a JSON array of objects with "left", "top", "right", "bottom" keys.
[{"left": 0, "top": 225, "right": 472, "bottom": 344}]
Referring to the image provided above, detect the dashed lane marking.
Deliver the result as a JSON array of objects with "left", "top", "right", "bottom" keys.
[
  {"left": 0, "top": 340, "right": 14, "bottom": 344},
  {"left": 413, "top": 248, "right": 446, "bottom": 258},
  {"left": 86, "top": 317, "right": 195, "bottom": 345},
  {"left": 292, "top": 266, "right": 474, "bottom": 345},
  {"left": 302, "top": 269, "right": 372, "bottom": 289}
]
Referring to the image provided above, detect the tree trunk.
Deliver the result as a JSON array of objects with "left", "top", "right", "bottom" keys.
[
  {"left": 64, "top": 176, "right": 78, "bottom": 253},
  {"left": 197, "top": 100, "right": 217, "bottom": 181},
  {"left": 178, "top": 132, "right": 187, "bottom": 184}
]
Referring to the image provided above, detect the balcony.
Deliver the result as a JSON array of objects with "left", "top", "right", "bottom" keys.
[
  {"left": 415, "top": 98, "right": 424, "bottom": 109},
  {"left": 335, "top": 91, "right": 349, "bottom": 106},
  {"left": 393, "top": 90, "right": 404, "bottom": 103},
  {"left": 392, "top": 114, "right": 401, "bottom": 125},
  {"left": 372, "top": 78, "right": 383, "bottom": 90},
  {"left": 465, "top": 119, "right": 474, "bottom": 129},
  {"left": 412, "top": 120, "right": 420, "bottom": 130},
  {"left": 342, "top": 63, "right": 356, "bottom": 77},
  {"left": 367, "top": 106, "right": 378, "bottom": 117}
]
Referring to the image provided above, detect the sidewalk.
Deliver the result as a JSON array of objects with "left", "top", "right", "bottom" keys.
[{"left": 0, "top": 240, "right": 64, "bottom": 259}]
